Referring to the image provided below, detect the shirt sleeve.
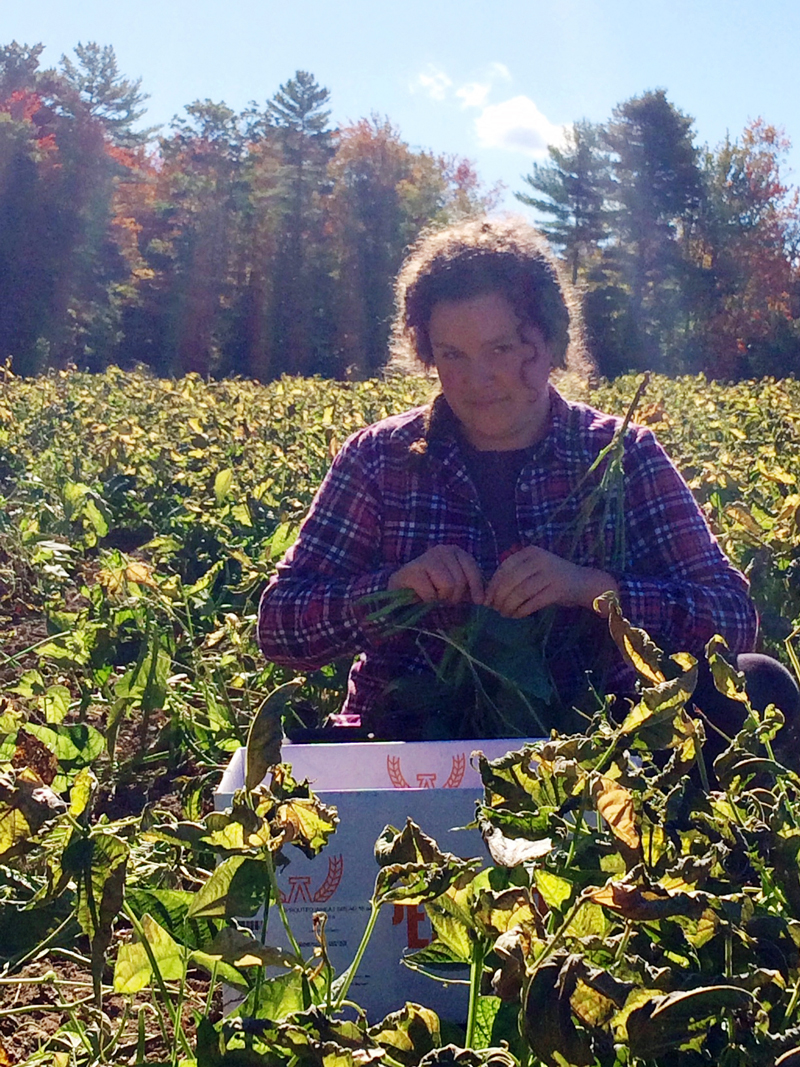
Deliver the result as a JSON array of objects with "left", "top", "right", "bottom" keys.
[
  {"left": 615, "top": 426, "right": 758, "bottom": 657},
  {"left": 257, "top": 431, "right": 398, "bottom": 671}
]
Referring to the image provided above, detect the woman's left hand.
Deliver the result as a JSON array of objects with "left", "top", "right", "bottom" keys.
[{"left": 484, "top": 545, "right": 619, "bottom": 618}]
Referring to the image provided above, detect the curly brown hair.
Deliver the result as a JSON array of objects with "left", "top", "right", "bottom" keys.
[{"left": 390, "top": 216, "right": 590, "bottom": 376}]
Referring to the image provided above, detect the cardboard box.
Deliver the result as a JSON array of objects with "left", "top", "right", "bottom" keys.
[{"left": 215, "top": 737, "right": 530, "bottom": 1021}]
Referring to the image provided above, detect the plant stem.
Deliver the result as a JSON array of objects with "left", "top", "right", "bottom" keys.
[
  {"left": 173, "top": 967, "right": 189, "bottom": 1067},
  {"left": 0, "top": 974, "right": 101, "bottom": 988},
  {"left": 527, "top": 894, "right": 587, "bottom": 979},
  {"left": 333, "top": 901, "right": 380, "bottom": 1011},
  {"left": 565, "top": 784, "right": 588, "bottom": 869},
  {"left": 612, "top": 921, "right": 633, "bottom": 968},
  {"left": 694, "top": 742, "right": 711, "bottom": 794},
  {"left": 785, "top": 627, "right": 800, "bottom": 690},
  {"left": 465, "top": 938, "right": 486, "bottom": 1049},
  {"left": 100, "top": 999, "right": 131, "bottom": 1062},
  {"left": 0, "top": 994, "right": 95, "bottom": 1017},
  {"left": 264, "top": 849, "right": 303, "bottom": 960},
  {"left": 205, "top": 960, "right": 219, "bottom": 1016},
  {"left": 0, "top": 628, "right": 78, "bottom": 665},
  {"left": 123, "top": 902, "right": 193, "bottom": 1058},
  {"left": 62, "top": 1005, "right": 97, "bottom": 1058},
  {"left": 784, "top": 972, "right": 800, "bottom": 1029}
]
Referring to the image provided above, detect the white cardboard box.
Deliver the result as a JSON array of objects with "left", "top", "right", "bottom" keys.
[{"left": 215, "top": 738, "right": 531, "bottom": 1021}]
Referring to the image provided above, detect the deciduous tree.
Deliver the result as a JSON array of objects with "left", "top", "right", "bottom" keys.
[
  {"left": 693, "top": 121, "right": 800, "bottom": 377},
  {"left": 327, "top": 117, "right": 498, "bottom": 376}
]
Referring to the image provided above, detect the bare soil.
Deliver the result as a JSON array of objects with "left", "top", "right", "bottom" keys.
[{"left": 0, "top": 954, "right": 221, "bottom": 1063}]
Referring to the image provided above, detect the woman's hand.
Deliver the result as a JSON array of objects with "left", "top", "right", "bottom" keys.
[
  {"left": 484, "top": 545, "right": 619, "bottom": 618},
  {"left": 388, "top": 545, "right": 484, "bottom": 605}
]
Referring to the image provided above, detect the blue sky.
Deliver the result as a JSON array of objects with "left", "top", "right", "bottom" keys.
[{"left": 4, "top": 0, "right": 800, "bottom": 206}]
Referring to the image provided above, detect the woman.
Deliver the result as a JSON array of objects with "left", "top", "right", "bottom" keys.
[{"left": 258, "top": 217, "right": 790, "bottom": 744}]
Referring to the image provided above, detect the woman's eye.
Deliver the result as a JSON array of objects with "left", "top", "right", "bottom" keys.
[{"left": 494, "top": 343, "right": 515, "bottom": 355}]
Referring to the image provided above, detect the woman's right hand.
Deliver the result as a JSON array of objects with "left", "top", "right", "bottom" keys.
[{"left": 387, "top": 545, "right": 484, "bottom": 605}]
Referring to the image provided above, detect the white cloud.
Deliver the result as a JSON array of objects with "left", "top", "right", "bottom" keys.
[
  {"left": 410, "top": 65, "right": 453, "bottom": 101},
  {"left": 412, "top": 61, "right": 513, "bottom": 110},
  {"left": 487, "top": 62, "right": 512, "bottom": 83},
  {"left": 456, "top": 63, "right": 513, "bottom": 110},
  {"left": 474, "top": 96, "right": 564, "bottom": 157},
  {"left": 456, "top": 81, "right": 491, "bottom": 109}
]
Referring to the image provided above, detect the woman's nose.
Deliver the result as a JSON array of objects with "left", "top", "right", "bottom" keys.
[{"left": 469, "top": 357, "right": 497, "bottom": 386}]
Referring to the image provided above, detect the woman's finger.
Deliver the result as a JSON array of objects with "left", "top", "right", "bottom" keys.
[
  {"left": 492, "top": 572, "right": 546, "bottom": 616},
  {"left": 505, "top": 582, "right": 555, "bottom": 618},
  {"left": 486, "top": 553, "right": 542, "bottom": 611},
  {"left": 390, "top": 545, "right": 484, "bottom": 605},
  {"left": 454, "top": 548, "right": 485, "bottom": 604},
  {"left": 405, "top": 565, "right": 439, "bottom": 601},
  {"left": 426, "top": 552, "right": 468, "bottom": 603}
]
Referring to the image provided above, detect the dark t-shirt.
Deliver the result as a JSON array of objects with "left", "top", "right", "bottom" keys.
[{"left": 459, "top": 441, "right": 530, "bottom": 555}]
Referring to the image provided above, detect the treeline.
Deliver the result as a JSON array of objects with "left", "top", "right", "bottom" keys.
[
  {"left": 0, "top": 42, "right": 496, "bottom": 379},
  {"left": 3, "top": 44, "right": 800, "bottom": 382},
  {"left": 519, "top": 90, "right": 800, "bottom": 379}
]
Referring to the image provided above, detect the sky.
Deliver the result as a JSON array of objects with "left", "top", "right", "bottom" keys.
[{"left": 3, "top": 0, "right": 800, "bottom": 207}]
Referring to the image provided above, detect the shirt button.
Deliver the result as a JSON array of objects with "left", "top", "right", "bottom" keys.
[{"left": 519, "top": 483, "right": 529, "bottom": 493}]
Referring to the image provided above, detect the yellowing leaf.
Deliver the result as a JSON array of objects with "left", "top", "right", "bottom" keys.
[
  {"left": 588, "top": 880, "right": 706, "bottom": 922},
  {"left": 474, "top": 888, "right": 535, "bottom": 936},
  {"left": 69, "top": 768, "right": 97, "bottom": 818},
  {"left": 566, "top": 901, "right": 607, "bottom": 939},
  {"left": 640, "top": 823, "right": 668, "bottom": 868},
  {"left": 572, "top": 977, "right": 617, "bottom": 1028},
  {"left": 40, "top": 684, "right": 71, "bottom": 724},
  {"left": 200, "top": 926, "right": 296, "bottom": 968},
  {"left": 214, "top": 468, "right": 234, "bottom": 505},
  {"left": 0, "top": 806, "right": 32, "bottom": 859},
  {"left": 605, "top": 598, "right": 665, "bottom": 684},
  {"left": 593, "top": 776, "right": 640, "bottom": 852},
  {"left": 275, "top": 797, "right": 339, "bottom": 857},
  {"left": 205, "top": 821, "right": 246, "bottom": 851},
  {"left": 113, "top": 913, "right": 185, "bottom": 994},
  {"left": 125, "top": 560, "right": 157, "bottom": 588},
  {"left": 532, "top": 872, "right": 570, "bottom": 912},
  {"left": 706, "top": 634, "right": 749, "bottom": 704},
  {"left": 683, "top": 909, "right": 718, "bottom": 949},
  {"left": 726, "top": 502, "right": 765, "bottom": 539},
  {"left": 231, "top": 502, "right": 253, "bottom": 526},
  {"left": 0, "top": 770, "right": 67, "bottom": 859}
]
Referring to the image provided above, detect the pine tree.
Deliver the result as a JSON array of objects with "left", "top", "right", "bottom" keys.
[
  {"left": 516, "top": 120, "right": 609, "bottom": 284},
  {"left": 602, "top": 89, "right": 704, "bottom": 372},
  {"left": 260, "top": 71, "right": 336, "bottom": 375},
  {"left": 59, "top": 42, "right": 151, "bottom": 146},
  {"left": 0, "top": 41, "right": 44, "bottom": 97}
]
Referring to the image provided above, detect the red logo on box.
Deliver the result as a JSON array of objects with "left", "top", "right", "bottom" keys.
[
  {"left": 386, "top": 754, "right": 466, "bottom": 789},
  {"left": 281, "top": 855, "right": 344, "bottom": 903}
]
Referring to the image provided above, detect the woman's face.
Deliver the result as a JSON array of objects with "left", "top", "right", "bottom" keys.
[{"left": 428, "top": 291, "right": 553, "bottom": 451}]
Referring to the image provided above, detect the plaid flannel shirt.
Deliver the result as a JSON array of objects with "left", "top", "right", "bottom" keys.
[{"left": 258, "top": 387, "right": 758, "bottom": 726}]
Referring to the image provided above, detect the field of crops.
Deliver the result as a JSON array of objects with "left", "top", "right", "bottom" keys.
[{"left": 3, "top": 365, "right": 800, "bottom": 1065}]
